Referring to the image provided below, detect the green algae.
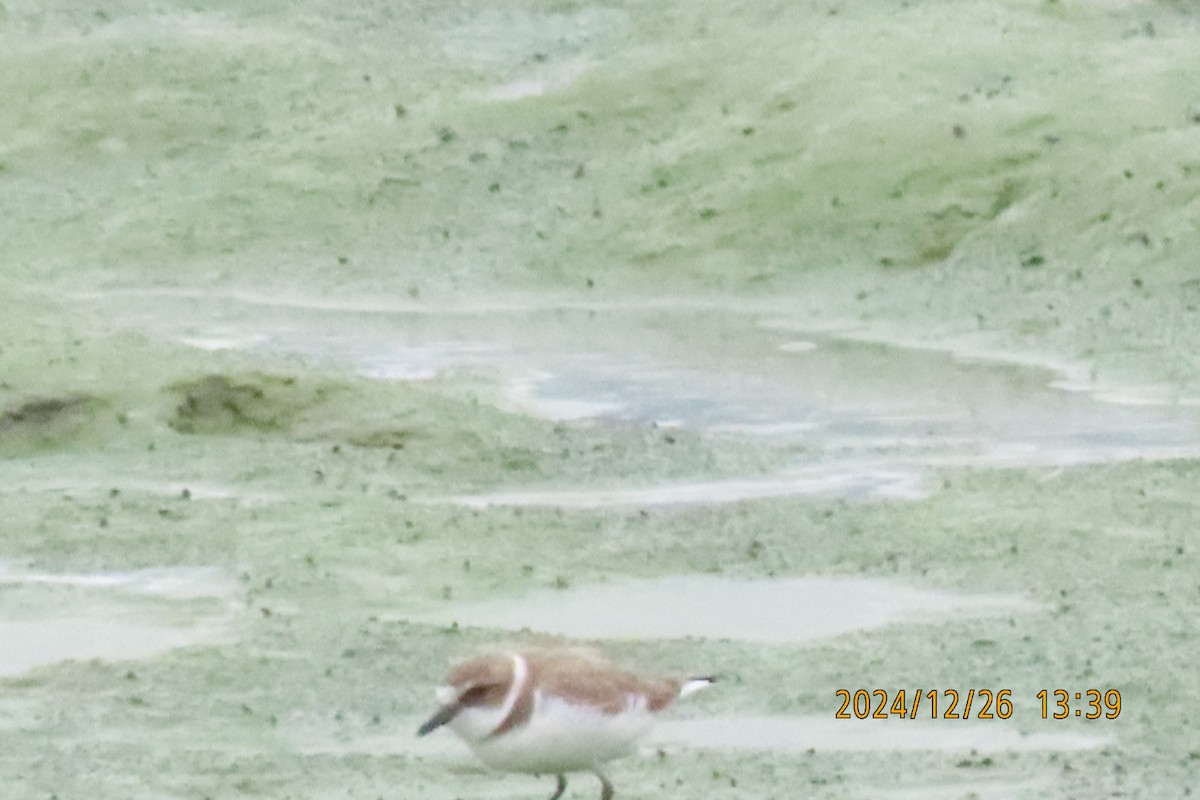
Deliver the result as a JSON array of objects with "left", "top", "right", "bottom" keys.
[
  {"left": 168, "top": 373, "right": 334, "bottom": 436},
  {"left": 2, "top": 0, "right": 1196, "bottom": 391},
  {"left": 0, "top": 394, "right": 106, "bottom": 453}
]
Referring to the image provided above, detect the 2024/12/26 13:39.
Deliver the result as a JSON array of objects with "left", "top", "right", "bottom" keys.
[{"left": 835, "top": 689, "right": 1122, "bottom": 720}]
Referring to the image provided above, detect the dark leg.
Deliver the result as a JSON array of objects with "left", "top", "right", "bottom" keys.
[
  {"left": 593, "top": 768, "right": 614, "bottom": 800},
  {"left": 548, "top": 774, "right": 568, "bottom": 800}
]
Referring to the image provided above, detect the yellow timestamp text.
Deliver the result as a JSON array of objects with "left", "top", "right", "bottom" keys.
[
  {"left": 835, "top": 689, "right": 1013, "bottom": 720},
  {"left": 834, "top": 689, "right": 1122, "bottom": 720},
  {"left": 1037, "top": 689, "right": 1121, "bottom": 719}
]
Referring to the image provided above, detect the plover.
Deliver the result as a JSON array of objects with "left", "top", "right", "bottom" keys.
[{"left": 417, "top": 648, "right": 715, "bottom": 799}]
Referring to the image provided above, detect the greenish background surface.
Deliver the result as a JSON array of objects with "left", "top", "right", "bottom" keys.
[{"left": 2, "top": 1, "right": 1198, "bottom": 798}]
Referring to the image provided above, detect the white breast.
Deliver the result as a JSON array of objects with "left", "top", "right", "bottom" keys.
[{"left": 466, "top": 691, "right": 656, "bottom": 774}]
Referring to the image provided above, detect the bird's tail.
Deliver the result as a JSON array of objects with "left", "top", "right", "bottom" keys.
[{"left": 679, "top": 675, "right": 717, "bottom": 699}]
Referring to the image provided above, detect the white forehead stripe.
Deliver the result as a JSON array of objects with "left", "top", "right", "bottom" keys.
[{"left": 435, "top": 685, "right": 457, "bottom": 705}]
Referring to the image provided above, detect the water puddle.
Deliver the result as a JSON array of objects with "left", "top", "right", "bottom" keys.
[
  {"left": 437, "top": 8, "right": 623, "bottom": 65},
  {"left": 445, "top": 467, "right": 923, "bottom": 509},
  {"left": 408, "top": 575, "right": 1033, "bottom": 642},
  {"left": 653, "top": 713, "right": 1109, "bottom": 753},
  {"left": 0, "top": 564, "right": 239, "bottom": 598},
  {"left": 0, "top": 617, "right": 226, "bottom": 678},
  {"left": 0, "top": 564, "right": 239, "bottom": 677},
  {"left": 486, "top": 60, "right": 593, "bottom": 102},
  {"left": 871, "top": 778, "right": 1047, "bottom": 800},
  {"left": 0, "top": 477, "right": 245, "bottom": 501},
  {"left": 76, "top": 291, "right": 1200, "bottom": 503}
]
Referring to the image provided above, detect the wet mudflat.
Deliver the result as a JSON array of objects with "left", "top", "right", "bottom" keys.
[
  {"left": 3, "top": 1, "right": 1200, "bottom": 799},
  {"left": 408, "top": 574, "right": 1035, "bottom": 642},
  {"left": 0, "top": 565, "right": 238, "bottom": 677}
]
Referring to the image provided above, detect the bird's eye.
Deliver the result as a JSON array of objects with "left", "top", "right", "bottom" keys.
[{"left": 460, "top": 685, "right": 490, "bottom": 703}]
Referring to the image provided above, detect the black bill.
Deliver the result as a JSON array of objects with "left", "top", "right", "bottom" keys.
[{"left": 416, "top": 702, "right": 462, "bottom": 736}]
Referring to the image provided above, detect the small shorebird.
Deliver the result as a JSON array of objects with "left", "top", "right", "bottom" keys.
[{"left": 417, "top": 648, "right": 715, "bottom": 799}]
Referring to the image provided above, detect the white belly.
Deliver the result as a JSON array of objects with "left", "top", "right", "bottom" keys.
[{"left": 453, "top": 692, "right": 656, "bottom": 774}]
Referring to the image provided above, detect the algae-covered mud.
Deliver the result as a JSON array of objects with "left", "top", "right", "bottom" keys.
[{"left": 3, "top": 1, "right": 1199, "bottom": 798}]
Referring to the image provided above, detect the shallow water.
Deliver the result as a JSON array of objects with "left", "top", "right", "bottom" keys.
[
  {"left": 0, "top": 476, "right": 259, "bottom": 503},
  {"left": 0, "top": 565, "right": 237, "bottom": 676},
  {"left": 871, "top": 779, "right": 1048, "bottom": 800},
  {"left": 0, "top": 564, "right": 239, "bottom": 599},
  {"left": 445, "top": 467, "right": 924, "bottom": 508},
  {"left": 652, "top": 714, "right": 1110, "bottom": 754},
  {"left": 409, "top": 575, "right": 1033, "bottom": 642},
  {"left": 78, "top": 291, "right": 1200, "bottom": 505},
  {"left": 0, "top": 617, "right": 225, "bottom": 677}
]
